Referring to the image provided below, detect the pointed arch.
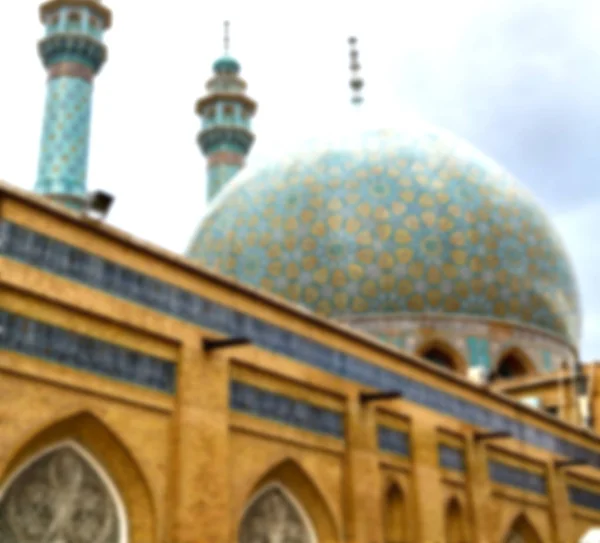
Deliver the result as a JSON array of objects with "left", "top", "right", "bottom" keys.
[
  {"left": 416, "top": 338, "right": 467, "bottom": 374},
  {"left": 503, "top": 513, "right": 543, "bottom": 543},
  {"left": 237, "top": 458, "right": 338, "bottom": 543},
  {"left": 494, "top": 347, "right": 536, "bottom": 380},
  {"left": 0, "top": 440, "right": 126, "bottom": 542},
  {"left": 445, "top": 497, "right": 467, "bottom": 543},
  {"left": 383, "top": 481, "right": 407, "bottom": 543},
  {"left": 0, "top": 410, "right": 155, "bottom": 542},
  {"left": 239, "top": 482, "right": 316, "bottom": 543}
]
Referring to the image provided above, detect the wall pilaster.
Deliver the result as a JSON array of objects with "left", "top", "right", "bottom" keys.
[
  {"left": 344, "top": 397, "right": 384, "bottom": 543},
  {"left": 411, "top": 417, "right": 445, "bottom": 543},
  {"left": 171, "top": 339, "right": 230, "bottom": 543}
]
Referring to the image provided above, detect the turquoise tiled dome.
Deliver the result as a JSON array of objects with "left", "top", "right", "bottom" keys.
[{"left": 187, "top": 124, "right": 581, "bottom": 347}]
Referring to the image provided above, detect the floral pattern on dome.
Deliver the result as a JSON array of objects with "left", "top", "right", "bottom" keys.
[{"left": 187, "top": 128, "right": 581, "bottom": 347}]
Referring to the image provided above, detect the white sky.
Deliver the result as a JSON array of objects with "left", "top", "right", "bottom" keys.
[{"left": 1, "top": 0, "right": 598, "bottom": 359}]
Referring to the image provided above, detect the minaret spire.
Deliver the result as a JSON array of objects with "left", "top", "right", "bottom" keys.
[
  {"left": 34, "top": 0, "right": 112, "bottom": 210},
  {"left": 223, "top": 20, "right": 230, "bottom": 55},
  {"left": 195, "top": 22, "right": 257, "bottom": 203},
  {"left": 348, "top": 36, "right": 364, "bottom": 106}
]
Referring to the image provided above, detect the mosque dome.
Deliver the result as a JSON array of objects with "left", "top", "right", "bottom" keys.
[{"left": 187, "top": 116, "right": 581, "bottom": 348}]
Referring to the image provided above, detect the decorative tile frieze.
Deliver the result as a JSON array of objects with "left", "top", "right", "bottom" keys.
[
  {"left": 229, "top": 381, "right": 344, "bottom": 438},
  {"left": 439, "top": 444, "right": 466, "bottom": 472},
  {"left": 0, "top": 309, "right": 175, "bottom": 393},
  {"left": 378, "top": 426, "right": 410, "bottom": 456},
  {"left": 568, "top": 485, "right": 600, "bottom": 511},
  {"left": 488, "top": 460, "right": 547, "bottom": 495},
  {"left": 2, "top": 221, "right": 600, "bottom": 468}
]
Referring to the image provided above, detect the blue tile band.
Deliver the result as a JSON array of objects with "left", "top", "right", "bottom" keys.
[
  {"left": 230, "top": 380, "right": 344, "bottom": 438},
  {"left": 569, "top": 485, "right": 600, "bottom": 511},
  {"left": 0, "top": 309, "right": 175, "bottom": 394},
  {"left": 488, "top": 460, "right": 546, "bottom": 495},
  {"left": 439, "top": 444, "right": 466, "bottom": 472},
  {"left": 378, "top": 426, "right": 410, "bottom": 456}
]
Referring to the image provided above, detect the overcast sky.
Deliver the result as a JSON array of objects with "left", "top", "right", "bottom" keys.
[{"left": 0, "top": 0, "right": 598, "bottom": 359}]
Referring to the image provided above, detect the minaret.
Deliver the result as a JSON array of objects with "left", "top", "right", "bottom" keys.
[
  {"left": 195, "top": 22, "right": 257, "bottom": 203},
  {"left": 34, "top": 0, "right": 112, "bottom": 210},
  {"left": 348, "top": 37, "right": 364, "bottom": 106}
]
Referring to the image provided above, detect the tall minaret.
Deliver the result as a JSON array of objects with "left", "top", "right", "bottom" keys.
[
  {"left": 195, "top": 22, "right": 257, "bottom": 203},
  {"left": 34, "top": 0, "right": 112, "bottom": 210}
]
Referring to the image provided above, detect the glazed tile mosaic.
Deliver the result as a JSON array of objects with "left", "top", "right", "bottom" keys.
[
  {"left": 568, "top": 485, "right": 600, "bottom": 511},
  {"left": 229, "top": 381, "right": 344, "bottom": 438},
  {"left": 188, "top": 127, "right": 580, "bottom": 347},
  {"left": 35, "top": 10, "right": 108, "bottom": 204},
  {"left": 35, "top": 77, "right": 93, "bottom": 199},
  {"left": 377, "top": 426, "right": 410, "bottom": 456},
  {"left": 0, "top": 309, "right": 175, "bottom": 394},
  {"left": 439, "top": 444, "right": 466, "bottom": 472},
  {"left": 488, "top": 460, "right": 547, "bottom": 495},
  {"left": 196, "top": 51, "right": 256, "bottom": 202}
]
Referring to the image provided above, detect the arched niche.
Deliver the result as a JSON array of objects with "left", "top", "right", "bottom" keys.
[
  {"left": 445, "top": 497, "right": 467, "bottom": 543},
  {"left": 0, "top": 440, "right": 126, "bottom": 542},
  {"left": 239, "top": 482, "right": 316, "bottom": 543},
  {"left": 416, "top": 339, "right": 466, "bottom": 374},
  {"left": 504, "top": 514, "right": 543, "bottom": 543},
  {"left": 0, "top": 410, "right": 155, "bottom": 543},
  {"left": 494, "top": 348, "right": 535, "bottom": 380},
  {"left": 237, "top": 458, "right": 338, "bottom": 543},
  {"left": 383, "top": 482, "right": 407, "bottom": 543}
]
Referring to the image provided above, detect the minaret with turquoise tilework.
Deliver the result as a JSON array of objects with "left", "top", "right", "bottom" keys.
[
  {"left": 34, "top": 0, "right": 112, "bottom": 210},
  {"left": 195, "top": 22, "right": 257, "bottom": 203}
]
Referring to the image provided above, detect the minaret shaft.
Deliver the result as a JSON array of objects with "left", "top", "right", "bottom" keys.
[
  {"left": 34, "top": 0, "right": 111, "bottom": 210},
  {"left": 36, "top": 70, "right": 94, "bottom": 208}
]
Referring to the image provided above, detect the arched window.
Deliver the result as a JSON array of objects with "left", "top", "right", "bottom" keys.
[
  {"left": 417, "top": 340, "right": 463, "bottom": 372},
  {"left": 422, "top": 346, "right": 454, "bottom": 369},
  {"left": 504, "top": 514, "right": 542, "bottom": 543},
  {"left": 445, "top": 497, "right": 467, "bottom": 543},
  {"left": 383, "top": 483, "right": 407, "bottom": 543},
  {"left": 0, "top": 441, "right": 126, "bottom": 542},
  {"left": 239, "top": 483, "right": 315, "bottom": 543},
  {"left": 495, "top": 349, "right": 533, "bottom": 379}
]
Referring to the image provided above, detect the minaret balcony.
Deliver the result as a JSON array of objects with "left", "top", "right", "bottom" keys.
[
  {"left": 197, "top": 126, "right": 255, "bottom": 155},
  {"left": 38, "top": 33, "right": 107, "bottom": 73},
  {"left": 195, "top": 93, "right": 257, "bottom": 116}
]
